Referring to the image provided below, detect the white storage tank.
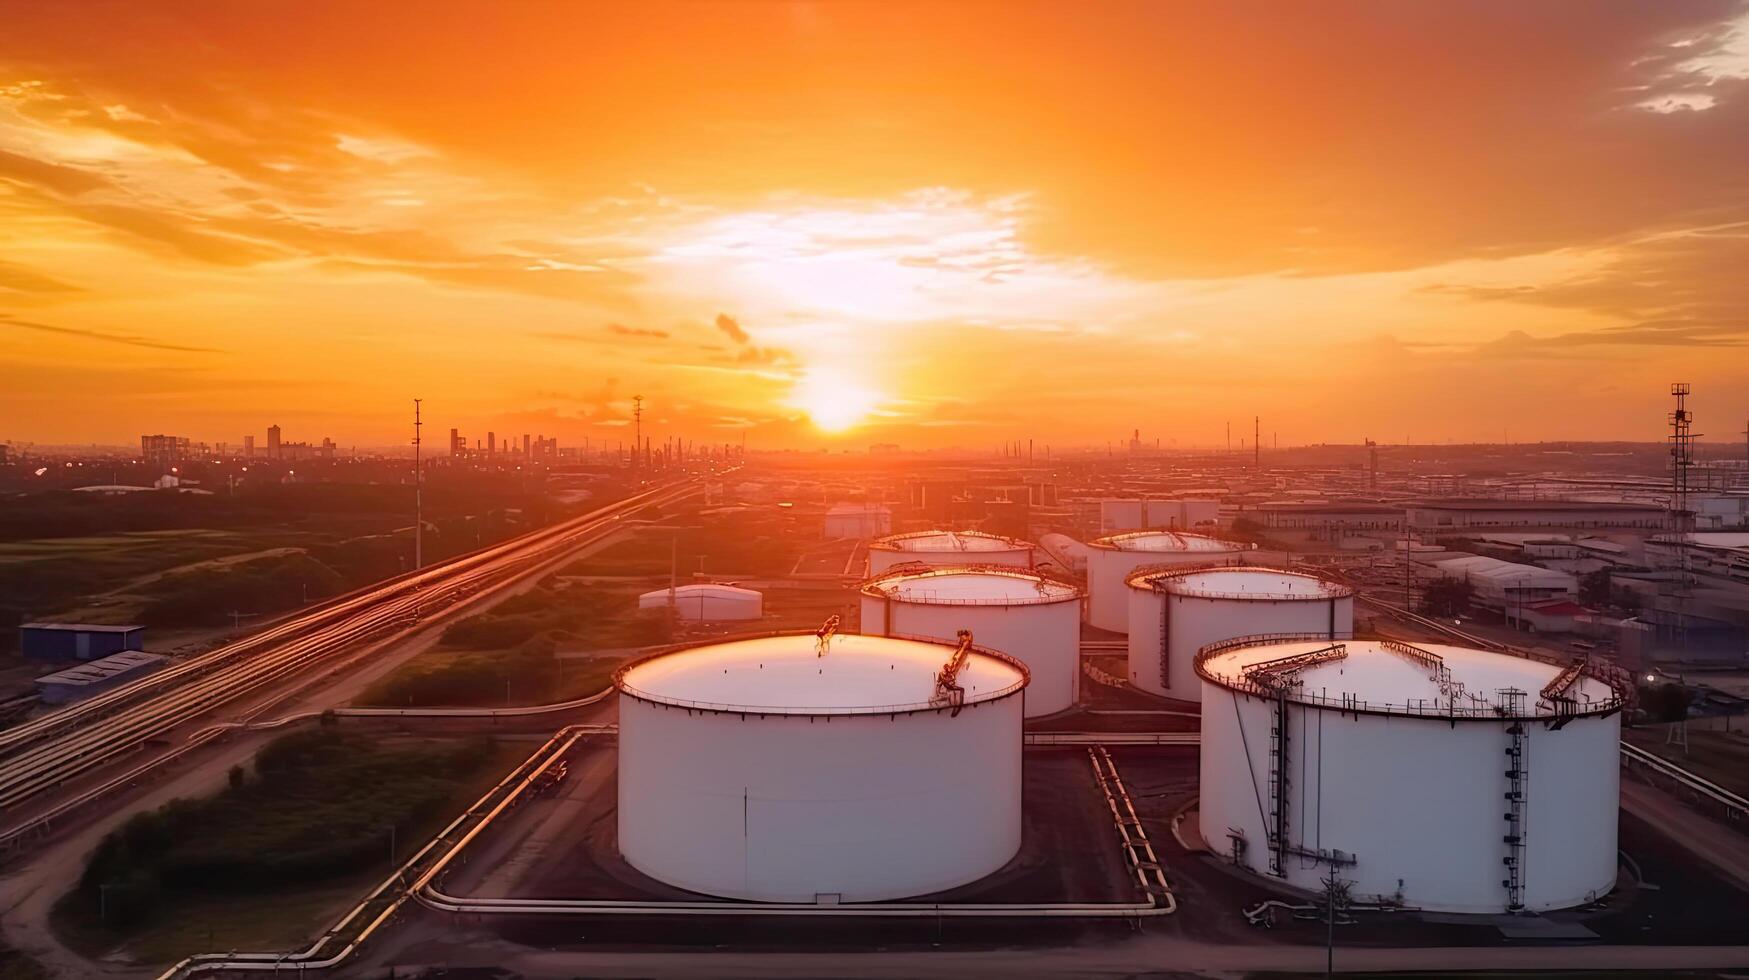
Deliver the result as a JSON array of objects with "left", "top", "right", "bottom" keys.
[
  {"left": 1125, "top": 566, "right": 1352, "bottom": 702},
  {"left": 867, "top": 530, "right": 1036, "bottom": 576},
  {"left": 1085, "top": 531, "right": 1244, "bottom": 632},
  {"left": 1197, "top": 637, "right": 1624, "bottom": 913},
  {"left": 637, "top": 583, "right": 763, "bottom": 621},
  {"left": 616, "top": 629, "right": 1028, "bottom": 903},
  {"left": 861, "top": 566, "right": 1082, "bottom": 716}
]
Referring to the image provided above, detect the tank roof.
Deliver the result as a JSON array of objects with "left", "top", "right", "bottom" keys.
[
  {"left": 871, "top": 530, "right": 1030, "bottom": 553},
  {"left": 1089, "top": 530, "right": 1244, "bottom": 553},
  {"left": 1196, "top": 638, "right": 1622, "bottom": 721},
  {"left": 1126, "top": 565, "right": 1352, "bottom": 600},
  {"left": 616, "top": 632, "right": 1027, "bottom": 716},
  {"left": 862, "top": 566, "right": 1082, "bottom": 605}
]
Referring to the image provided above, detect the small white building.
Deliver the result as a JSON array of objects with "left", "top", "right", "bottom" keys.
[
  {"left": 637, "top": 584, "right": 763, "bottom": 621},
  {"left": 823, "top": 503, "right": 892, "bottom": 540},
  {"left": 1429, "top": 555, "right": 1577, "bottom": 616}
]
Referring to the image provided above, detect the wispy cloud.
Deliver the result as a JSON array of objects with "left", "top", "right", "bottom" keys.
[{"left": 1, "top": 314, "right": 221, "bottom": 353}]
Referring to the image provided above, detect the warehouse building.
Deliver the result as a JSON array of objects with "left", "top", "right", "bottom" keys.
[
  {"left": 35, "top": 650, "right": 166, "bottom": 704},
  {"left": 20, "top": 623, "right": 145, "bottom": 661}
]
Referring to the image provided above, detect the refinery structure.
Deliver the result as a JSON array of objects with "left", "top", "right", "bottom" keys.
[{"left": 5, "top": 389, "right": 1748, "bottom": 977}]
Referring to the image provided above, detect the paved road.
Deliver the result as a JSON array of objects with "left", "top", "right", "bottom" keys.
[{"left": 368, "top": 932, "right": 1749, "bottom": 977}]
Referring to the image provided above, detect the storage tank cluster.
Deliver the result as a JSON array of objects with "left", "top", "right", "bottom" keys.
[
  {"left": 1085, "top": 530, "right": 1245, "bottom": 632},
  {"left": 1196, "top": 636, "right": 1623, "bottom": 913},
  {"left": 616, "top": 627, "right": 1027, "bottom": 903},
  {"left": 1125, "top": 566, "right": 1353, "bottom": 702},
  {"left": 861, "top": 565, "right": 1083, "bottom": 716},
  {"left": 867, "top": 529, "right": 1037, "bottom": 576}
]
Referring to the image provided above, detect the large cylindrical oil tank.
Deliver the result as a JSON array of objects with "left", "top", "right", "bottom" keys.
[
  {"left": 616, "top": 631, "right": 1028, "bottom": 903},
  {"left": 867, "top": 530, "right": 1037, "bottom": 576},
  {"left": 1125, "top": 566, "right": 1353, "bottom": 702},
  {"left": 860, "top": 565, "right": 1083, "bottom": 716},
  {"left": 1084, "top": 531, "right": 1244, "bottom": 632},
  {"left": 1197, "top": 637, "right": 1623, "bottom": 913}
]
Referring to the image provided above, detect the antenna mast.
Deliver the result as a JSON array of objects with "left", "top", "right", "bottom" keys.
[
  {"left": 1669, "top": 383, "right": 1697, "bottom": 649},
  {"left": 413, "top": 397, "right": 423, "bottom": 570},
  {"left": 632, "top": 394, "right": 644, "bottom": 475}
]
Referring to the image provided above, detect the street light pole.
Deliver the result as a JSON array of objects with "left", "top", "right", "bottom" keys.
[{"left": 413, "top": 398, "right": 423, "bottom": 571}]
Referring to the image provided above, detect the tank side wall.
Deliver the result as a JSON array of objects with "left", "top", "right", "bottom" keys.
[
  {"left": 881, "top": 600, "right": 1077, "bottom": 715},
  {"left": 1199, "top": 682, "right": 1275, "bottom": 873},
  {"left": 1126, "top": 589, "right": 1165, "bottom": 692},
  {"left": 1521, "top": 713, "right": 1620, "bottom": 910},
  {"left": 1165, "top": 596, "right": 1354, "bottom": 701},
  {"left": 617, "top": 694, "right": 1023, "bottom": 903}
]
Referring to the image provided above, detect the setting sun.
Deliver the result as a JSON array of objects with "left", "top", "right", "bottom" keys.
[{"left": 789, "top": 367, "right": 882, "bottom": 433}]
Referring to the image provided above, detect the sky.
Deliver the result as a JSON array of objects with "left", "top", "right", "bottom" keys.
[{"left": 3, "top": 1, "right": 1749, "bottom": 451}]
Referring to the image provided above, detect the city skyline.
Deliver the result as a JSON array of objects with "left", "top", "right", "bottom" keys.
[{"left": 4, "top": 2, "right": 1749, "bottom": 447}]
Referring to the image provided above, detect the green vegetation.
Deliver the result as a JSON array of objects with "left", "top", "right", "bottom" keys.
[
  {"left": 137, "top": 551, "right": 348, "bottom": 627},
  {"left": 1419, "top": 576, "right": 1475, "bottom": 617},
  {"left": 0, "top": 480, "right": 585, "bottom": 646},
  {"left": 560, "top": 512, "right": 795, "bottom": 578},
  {"left": 356, "top": 581, "right": 665, "bottom": 707},
  {"left": 57, "top": 730, "right": 502, "bottom": 958}
]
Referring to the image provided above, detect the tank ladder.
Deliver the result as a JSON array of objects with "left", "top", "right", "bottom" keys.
[
  {"left": 931, "top": 629, "right": 976, "bottom": 716},
  {"left": 1267, "top": 688, "right": 1290, "bottom": 876},
  {"left": 1500, "top": 688, "right": 1529, "bottom": 912},
  {"left": 1242, "top": 643, "right": 1347, "bottom": 877},
  {"left": 1157, "top": 588, "right": 1172, "bottom": 691}
]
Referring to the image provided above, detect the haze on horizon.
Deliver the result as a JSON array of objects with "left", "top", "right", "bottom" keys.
[{"left": 3, "top": 1, "right": 1749, "bottom": 450}]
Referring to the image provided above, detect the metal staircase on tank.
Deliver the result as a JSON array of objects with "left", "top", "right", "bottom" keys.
[
  {"left": 1267, "top": 689, "right": 1289, "bottom": 876},
  {"left": 1157, "top": 588, "right": 1172, "bottom": 691},
  {"left": 1500, "top": 688, "right": 1528, "bottom": 913},
  {"left": 1242, "top": 643, "right": 1348, "bottom": 878}
]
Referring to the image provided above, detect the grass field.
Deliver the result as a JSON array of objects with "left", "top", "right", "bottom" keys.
[
  {"left": 53, "top": 731, "right": 526, "bottom": 966},
  {"left": 354, "top": 579, "right": 661, "bottom": 707}
]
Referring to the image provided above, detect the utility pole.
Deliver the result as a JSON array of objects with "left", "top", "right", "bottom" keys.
[{"left": 412, "top": 398, "right": 423, "bottom": 570}]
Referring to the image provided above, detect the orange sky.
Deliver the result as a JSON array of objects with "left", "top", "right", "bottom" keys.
[{"left": 3, "top": 1, "right": 1748, "bottom": 449}]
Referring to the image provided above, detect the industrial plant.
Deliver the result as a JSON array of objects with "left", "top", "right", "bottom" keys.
[{"left": 4, "top": 388, "right": 1748, "bottom": 978}]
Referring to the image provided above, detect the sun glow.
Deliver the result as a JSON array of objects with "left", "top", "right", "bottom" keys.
[{"left": 790, "top": 366, "right": 882, "bottom": 433}]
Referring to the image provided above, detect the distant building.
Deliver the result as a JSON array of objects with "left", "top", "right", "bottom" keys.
[
  {"left": 1251, "top": 502, "right": 1405, "bottom": 536},
  {"left": 450, "top": 427, "right": 464, "bottom": 455},
  {"left": 824, "top": 503, "right": 892, "bottom": 539},
  {"left": 21, "top": 623, "right": 146, "bottom": 661},
  {"left": 1427, "top": 555, "right": 1578, "bottom": 622},
  {"left": 36, "top": 650, "right": 165, "bottom": 705},
  {"left": 243, "top": 434, "right": 255, "bottom": 458},
  {"left": 638, "top": 584, "right": 764, "bottom": 621},
  {"left": 140, "top": 434, "right": 191, "bottom": 469},
  {"left": 267, "top": 424, "right": 282, "bottom": 459},
  {"left": 1408, "top": 499, "right": 1665, "bottom": 531}
]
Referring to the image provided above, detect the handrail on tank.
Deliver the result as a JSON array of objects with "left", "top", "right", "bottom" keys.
[
  {"left": 815, "top": 614, "right": 841, "bottom": 657},
  {"left": 1242, "top": 644, "right": 1348, "bottom": 691},
  {"left": 870, "top": 529, "right": 1030, "bottom": 551},
  {"left": 1126, "top": 563, "right": 1355, "bottom": 601},
  {"left": 933, "top": 629, "right": 977, "bottom": 716},
  {"left": 1089, "top": 529, "right": 1245, "bottom": 551},
  {"left": 1192, "top": 633, "right": 1625, "bottom": 721},
  {"left": 858, "top": 562, "right": 1085, "bottom": 605},
  {"left": 611, "top": 628, "right": 1031, "bottom": 716}
]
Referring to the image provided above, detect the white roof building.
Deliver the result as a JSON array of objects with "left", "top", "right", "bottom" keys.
[{"left": 637, "top": 584, "right": 763, "bottom": 621}]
